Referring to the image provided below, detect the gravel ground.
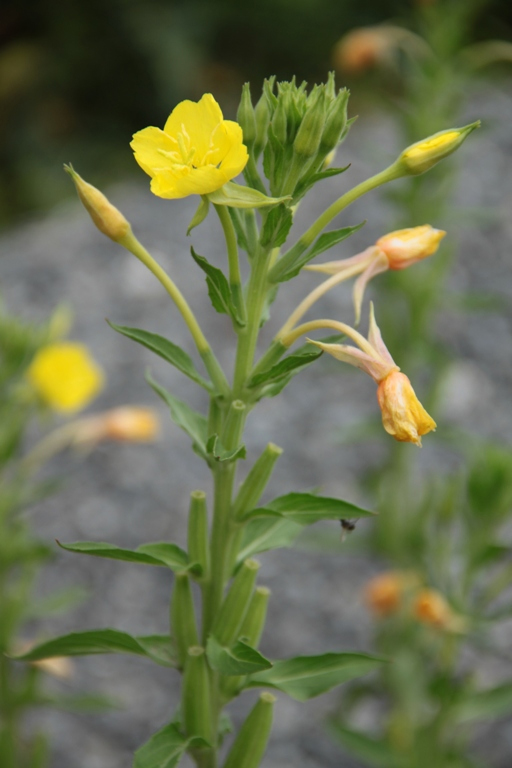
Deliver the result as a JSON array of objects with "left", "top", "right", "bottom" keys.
[{"left": 2, "top": 83, "right": 512, "bottom": 767}]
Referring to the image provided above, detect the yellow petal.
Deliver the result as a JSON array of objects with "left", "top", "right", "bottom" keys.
[
  {"left": 130, "top": 127, "right": 179, "bottom": 178},
  {"left": 164, "top": 94, "right": 223, "bottom": 159},
  {"left": 217, "top": 121, "right": 249, "bottom": 179}
]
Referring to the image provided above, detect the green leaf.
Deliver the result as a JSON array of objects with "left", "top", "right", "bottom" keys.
[
  {"left": 328, "top": 724, "right": 396, "bottom": 768},
  {"left": 190, "top": 248, "right": 244, "bottom": 327},
  {"left": 271, "top": 221, "right": 365, "bottom": 282},
  {"left": 107, "top": 322, "right": 211, "bottom": 391},
  {"left": 457, "top": 683, "right": 512, "bottom": 722},
  {"left": 294, "top": 165, "right": 350, "bottom": 200},
  {"left": 206, "top": 636, "right": 272, "bottom": 675},
  {"left": 228, "top": 208, "right": 250, "bottom": 255},
  {"left": 307, "top": 221, "right": 366, "bottom": 261},
  {"left": 58, "top": 540, "right": 191, "bottom": 572},
  {"left": 244, "top": 492, "right": 375, "bottom": 524},
  {"left": 187, "top": 196, "right": 210, "bottom": 235},
  {"left": 13, "top": 630, "right": 177, "bottom": 667},
  {"left": 248, "top": 348, "right": 323, "bottom": 388},
  {"left": 41, "top": 692, "right": 120, "bottom": 713},
  {"left": 147, "top": 373, "right": 208, "bottom": 458},
  {"left": 236, "top": 517, "right": 303, "bottom": 563},
  {"left": 206, "top": 434, "right": 247, "bottom": 463},
  {"left": 134, "top": 722, "right": 208, "bottom": 768},
  {"left": 206, "top": 182, "right": 290, "bottom": 209},
  {"left": 248, "top": 652, "right": 384, "bottom": 700},
  {"left": 260, "top": 205, "right": 293, "bottom": 248}
]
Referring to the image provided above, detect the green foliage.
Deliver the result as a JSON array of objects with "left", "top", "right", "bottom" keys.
[{"left": 206, "top": 637, "right": 272, "bottom": 675}]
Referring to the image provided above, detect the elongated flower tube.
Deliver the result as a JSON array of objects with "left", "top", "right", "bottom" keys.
[
  {"left": 131, "top": 94, "right": 249, "bottom": 199},
  {"left": 304, "top": 224, "right": 445, "bottom": 324},
  {"left": 308, "top": 305, "right": 436, "bottom": 445}
]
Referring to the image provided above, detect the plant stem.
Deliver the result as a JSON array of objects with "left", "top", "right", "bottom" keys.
[{"left": 214, "top": 204, "right": 247, "bottom": 325}]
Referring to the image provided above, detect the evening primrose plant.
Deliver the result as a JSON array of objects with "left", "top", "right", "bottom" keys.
[{"left": 20, "top": 76, "right": 478, "bottom": 768}]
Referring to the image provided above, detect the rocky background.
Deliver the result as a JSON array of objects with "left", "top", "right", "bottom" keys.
[{"left": 2, "top": 84, "right": 512, "bottom": 767}]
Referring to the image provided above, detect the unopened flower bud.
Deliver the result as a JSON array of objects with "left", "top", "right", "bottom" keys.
[
  {"left": 65, "top": 164, "right": 131, "bottom": 242},
  {"left": 293, "top": 89, "right": 326, "bottom": 159},
  {"left": 271, "top": 98, "right": 288, "bottom": 145},
  {"left": 320, "top": 88, "right": 349, "bottom": 154},
  {"left": 377, "top": 371, "right": 436, "bottom": 446},
  {"left": 212, "top": 558, "right": 260, "bottom": 646},
  {"left": 254, "top": 84, "right": 272, "bottom": 159},
  {"left": 223, "top": 692, "right": 276, "bottom": 768},
  {"left": 397, "top": 122, "right": 480, "bottom": 175},
  {"left": 377, "top": 225, "right": 446, "bottom": 270},
  {"left": 237, "top": 83, "right": 257, "bottom": 150}
]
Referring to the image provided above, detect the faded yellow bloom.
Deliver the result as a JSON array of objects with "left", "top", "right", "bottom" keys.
[
  {"left": 376, "top": 225, "right": 445, "bottom": 270},
  {"left": 27, "top": 342, "right": 104, "bottom": 414},
  {"left": 72, "top": 406, "right": 160, "bottom": 446},
  {"left": 364, "top": 572, "right": 404, "bottom": 616},
  {"left": 65, "top": 165, "right": 131, "bottom": 243},
  {"left": 131, "top": 94, "right": 249, "bottom": 199},
  {"left": 414, "top": 589, "right": 453, "bottom": 628},
  {"left": 309, "top": 305, "right": 436, "bottom": 445},
  {"left": 377, "top": 371, "right": 436, "bottom": 446},
  {"left": 333, "top": 27, "right": 395, "bottom": 74}
]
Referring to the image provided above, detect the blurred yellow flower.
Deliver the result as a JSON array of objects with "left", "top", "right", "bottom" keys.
[
  {"left": 364, "top": 572, "right": 404, "bottom": 616},
  {"left": 414, "top": 589, "right": 453, "bottom": 629},
  {"left": 131, "top": 94, "right": 249, "bottom": 199},
  {"left": 72, "top": 406, "right": 160, "bottom": 446},
  {"left": 27, "top": 342, "right": 103, "bottom": 413},
  {"left": 377, "top": 371, "right": 436, "bottom": 446}
]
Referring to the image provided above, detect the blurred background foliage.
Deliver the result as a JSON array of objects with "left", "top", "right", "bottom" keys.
[{"left": 0, "top": 0, "right": 511, "bottom": 228}]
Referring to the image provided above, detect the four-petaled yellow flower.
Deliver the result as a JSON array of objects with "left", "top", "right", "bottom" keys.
[
  {"left": 27, "top": 342, "right": 104, "bottom": 414},
  {"left": 131, "top": 94, "right": 249, "bottom": 199}
]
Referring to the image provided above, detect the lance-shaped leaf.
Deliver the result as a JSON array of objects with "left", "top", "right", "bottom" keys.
[
  {"left": 328, "top": 724, "right": 396, "bottom": 768},
  {"left": 206, "top": 636, "right": 272, "bottom": 676},
  {"left": 108, "top": 322, "right": 211, "bottom": 391},
  {"left": 134, "top": 722, "right": 209, "bottom": 768},
  {"left": 206, "top": 434, "right": 246, "bottom": 463},
  {"left": 58, "top": 540, "right": 192, "bottom": 573},
  {"left": 294, "top": 165, "right": 351, "bottom": 200},
  {"left": 13, "top": 629, "right": 177, "bottom": 667},
  {"left": 243, "top": 491, "right": 375, "bottom": 525},
  {"left": 206, "top": 181, "right": 290, "bottom": 209},
  {"left": 190, "top": 248, "right": 244, "bottom": 327},
  {"left": 270, "top": 221, "right": 365, "bottom": 282},
  {"left": 260, "top": 205, "right": 293, "bottom": 249},
  {"left": 248, "top": 652, "right": 384, "bottom": 700},
  {"left": 147, "top": 373, "right": 208, "bottom": 459},
  {"left": 187, "top": 195, "right": 210, "bottom": 235},
  {"left": 457, "top": 683, "right": 512, "bottom": 723},
  {"left": 236, "top": 517, "right": 303, "bottom": 563}
]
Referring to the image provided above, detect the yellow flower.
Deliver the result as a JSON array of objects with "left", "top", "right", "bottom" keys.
[
  {"left": 131, "top": 94, "right": 249, "bottom": 199},
  {"left": 398, "top": 123, "right": 480, "bottom": 175},
  {"left": 27, "top": 342, "right": 104, "bottom": 414},
  {"left": 377, "top": 370, "right": 436, "bottom": 446},
  {"left": 376, "top": 225, "right": 445, "bottom": 270}
]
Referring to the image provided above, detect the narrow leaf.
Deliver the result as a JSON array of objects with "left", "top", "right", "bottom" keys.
[
  {"left": 236, "top": 517, "right": 303, "bottom": 563},
  {"left": 206, "top": 636, "right": 272, "bottom": 675},
  {"left": 107, "top": 322, "right": 211, "bottom": 390},
  {"left": 187, "top": 196, "right": 210, "bottom": 235},
  {"left": 248, "top": 348, "right": 323, "bottom": 388},
  {"left": 206, "top": 181, "right": 290, "bottom": 209},
  {"left": 245, "top": 491, "right": 375, "bottom": 524},
  {"left": 260, "top": 205, "right": 293, "bottom": 248},
  {"left": 190, "top": 248, "right": 244, "bottom": 326},
  {"left": 134, "top": 722, "right": 207, "bottom": 768},
  {"left": 457, "top": 684, "right": 512, "bottom": 722},
  {"left": 147, "top": 373, "right": 208, "bottom": 457},
  {"left": 307, "top": 221, "right": 366, "bottom": 262},
  {"left": 248, "top": 652, "right": 384, "bottom": 700},
  {"left": 58, "top": 540, "right": 190, "bottom": 571},
  {"left": 294, "top": 164, "right": 351, "bottom": 199},
  {"left": 13, "top": 629, "right": 177, "bottom": 667}
]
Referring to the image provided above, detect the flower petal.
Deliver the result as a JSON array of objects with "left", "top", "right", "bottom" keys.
[
  {"left": 164, "top": 94, "right": 223, "bottom": 159},
  {"left": 130, "top": 127, "right": 178, "bottom": 178},
  {"left": 377, "top": 371, "right": 436, "bottom": 445}
]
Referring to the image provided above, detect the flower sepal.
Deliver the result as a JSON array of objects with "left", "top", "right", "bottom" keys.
[{"left": 206, "top": 182, "right": 291, "bottom": 209}]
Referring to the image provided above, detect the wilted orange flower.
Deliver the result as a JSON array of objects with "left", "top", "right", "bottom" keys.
[
  {"left": 333, "top": 27, "right": 394, "bottom": 74},
  {"left": 414, "top": 589, "right": 453, "bottom": 628},
  {"left": 364, "top": 572, "right": 404, "bottom": 616},
  {"left": 376, "top": 226, "right": 445, "bottom": 270},
  {"left": 72, "top": 406, "right": 160, "bottom": 446}
]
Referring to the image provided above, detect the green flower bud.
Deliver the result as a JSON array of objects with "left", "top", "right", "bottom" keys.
[
  {"left": 239, "top": 586, "right": 270, "bottom": 648},
  {"left": 237, "top": 83, "right": 256, "bottom": 150},
  {"left": 233, "top": 443, "right": 283, "bottom": 520},
  {"left": 222, "top": 692, "right": 276, "bottom": 768},
  {"left": 293, "top": 89, "right": 327, "bottom": 159},
  {"left": 187, "top": 490, "right": 210, "bottom": 581},
  {"left": 271, "top": 98, "right": 288, "bottom": 145},
  {"left": 397, "top": 121, "right": 480, "bottom": 175},
  {"left": 171, "top": 573, "right": 198, "bottom": 668},
  {"left": 212, "top": 559, "right": 260, "bottom": 646},
  {"left": 320, "top": 88, "right": 350, "bottom": 155},
  {"left": 182, "top": 646, "right": 213, "bottom": 743},
  {"left": 254, "top": 85, "right": 272, "bottom": 159}
]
